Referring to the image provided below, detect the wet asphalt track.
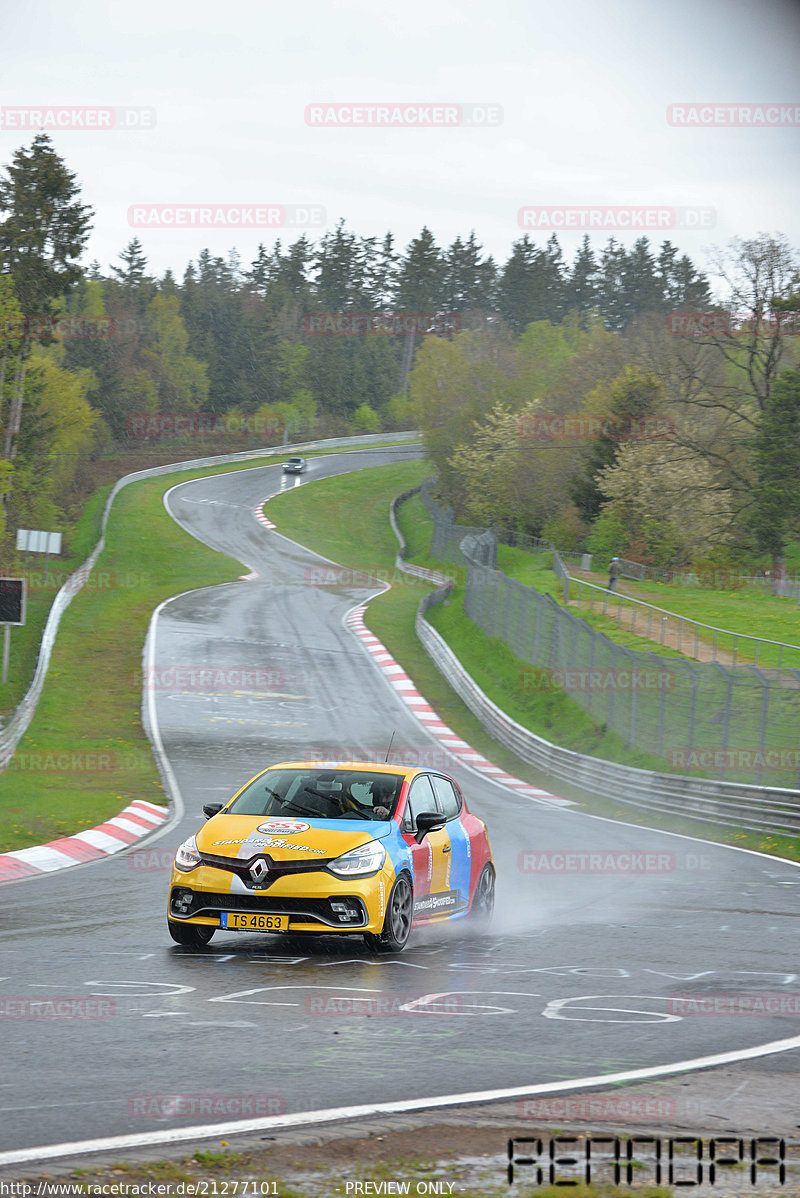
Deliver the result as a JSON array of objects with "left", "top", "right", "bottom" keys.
[{"left": 1, "top": 446, "right": 799, "bottom": 1155}]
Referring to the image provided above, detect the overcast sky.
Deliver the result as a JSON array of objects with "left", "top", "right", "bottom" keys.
[{"left": 2, "top": 0, "right": 799, "bottom": 282}]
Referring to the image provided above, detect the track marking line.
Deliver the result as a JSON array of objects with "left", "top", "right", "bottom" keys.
[{"left": 4, "top": 1033, "right": 800, "bottom": 1166}]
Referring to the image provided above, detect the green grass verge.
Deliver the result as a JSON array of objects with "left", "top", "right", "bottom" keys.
[
  {"left": 500, "top": 542, "right": 800, "bottom": 669},
  {"left": 268, "top": 476, "right": 800, "bottom": 864},
  {"left": 562, "top": 571, "right": 800, "bottom": 668}
]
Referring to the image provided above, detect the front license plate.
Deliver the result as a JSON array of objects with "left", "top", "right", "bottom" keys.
[{"left": 220, "top": 912, "right": 289, "bottom": 932}]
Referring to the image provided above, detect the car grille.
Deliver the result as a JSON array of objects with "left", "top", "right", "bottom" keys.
[
  {"left": 170, "top": 888, "right": 368, "bottom": 928},
  {"left": 200, "top": 852, "right": 335, "bottom": 889}
]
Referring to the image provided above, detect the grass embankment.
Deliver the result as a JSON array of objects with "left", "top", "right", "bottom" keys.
[
  {"left": 498, "top": 546, "right": 688, "bottom": 658},
  {"left": 563, "top": 570, "right": 800, "bottom": 669},
  {"left": 500, "top": 540, "right": 800, "bottom": 789},
  {"left": 266, "top": 471, "right": 800, "bottom": 863}
]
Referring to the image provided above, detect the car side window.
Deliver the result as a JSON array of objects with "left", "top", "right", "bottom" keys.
[
  {"left": 401, "top": 775, "right": 438, "bottom": 832},
  {"left": 430, "top": 775, "right": 462, "bottom": 820}
]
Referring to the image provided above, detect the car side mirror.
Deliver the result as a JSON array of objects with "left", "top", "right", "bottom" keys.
[
  {"left": 415, "top": 811, "right": 445, "bottom": 844},
  {"left": 203, "top": 803, "right": 224, "bottom": 819}
]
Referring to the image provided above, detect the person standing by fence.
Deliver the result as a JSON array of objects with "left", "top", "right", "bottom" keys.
[{"left": 608, "top": 557, "right": 620, "bottom": 592}]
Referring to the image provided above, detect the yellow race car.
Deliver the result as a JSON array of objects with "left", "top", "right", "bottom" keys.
[{"left": 167, "top": 761, "right": 495, "bottom": 953}]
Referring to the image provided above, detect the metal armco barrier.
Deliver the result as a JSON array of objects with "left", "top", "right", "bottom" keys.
[
  {"left": 391, "top": 486, "right": 800, "bottom": 838},
  {"left": 0, "top": 432, "right": 420, "bottom": 776}
]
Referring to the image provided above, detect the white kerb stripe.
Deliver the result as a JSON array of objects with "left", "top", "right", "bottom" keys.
[
  {"left": 106, "top": 816, "right": 153, "bottom": 837},
  {"left": 129, "top": 800, "right": 169, "bottom": 819},
  {"left": 5, "top": 845, "right": 78, "bottom": 871},
  {"left": 71, "top": 829, "right": 130, "bottom": 853}
]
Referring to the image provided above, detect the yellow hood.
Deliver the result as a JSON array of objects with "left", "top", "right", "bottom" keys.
[{"left": 196, "top": 813, "right": 386, "bottom": 861}]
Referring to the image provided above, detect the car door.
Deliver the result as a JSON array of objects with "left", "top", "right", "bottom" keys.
[
  {"left": 400, "top": 774, "right": 453, "bottom": 919},
  {"left": 429, "top": 773, "right": 471, "bottom": 913}
]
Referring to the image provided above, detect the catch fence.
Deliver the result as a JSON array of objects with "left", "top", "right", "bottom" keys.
[{"left": 419, "top": 481, "right": 800, "bottom": 789}]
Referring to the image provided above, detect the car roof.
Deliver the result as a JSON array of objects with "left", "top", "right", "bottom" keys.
[{"left": 262, "top": 760, "right": 429, "bottom": 780}]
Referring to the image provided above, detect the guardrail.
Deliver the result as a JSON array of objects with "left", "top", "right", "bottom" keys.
[
  {"left": 0, "top": 431, "right": 421, "bottom": 776},
  {"left": 390, "top": 487, "right": 800, "bottom": 838}
]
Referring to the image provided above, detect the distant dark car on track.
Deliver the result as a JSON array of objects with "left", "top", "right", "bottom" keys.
[
  {"left": 167, "top": 760, "right": 495, "bottom": 953},
  {"left": 282, "top": 457, "right": 308, "bottom": 473}
]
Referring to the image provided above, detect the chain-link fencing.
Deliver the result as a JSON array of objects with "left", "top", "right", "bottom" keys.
[{"left": 419, "top": 480, "right": 800, "bottom": 789}]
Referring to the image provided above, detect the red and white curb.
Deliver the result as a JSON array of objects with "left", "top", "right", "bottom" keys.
[
  {"left": 237, "top": 497, "right": 279, "bottom": 577},
  {"left": 254, "top": 495, "right": 277, "bottom": 531},
  {"left": 0, "top": 799, "right": 168, "bottom": 883},
  {"left": 345, "top": 606, "right": 574, "bottom": 807}
]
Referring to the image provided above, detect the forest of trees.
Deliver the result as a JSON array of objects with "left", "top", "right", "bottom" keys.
[{"left": 1, "top": 133, "right": 799, "bottom": 572}]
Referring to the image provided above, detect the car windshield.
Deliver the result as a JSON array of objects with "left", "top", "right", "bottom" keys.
[{"left": 227, "top": 768, "right": 402, "bottom": 821}]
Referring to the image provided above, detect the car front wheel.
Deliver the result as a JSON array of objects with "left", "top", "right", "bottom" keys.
[
  {"left": 168, "top": 919, "right": 215, "bottom": 948},
  {"left": 364, "top": 873, "right": 413, "bottom": 953}
]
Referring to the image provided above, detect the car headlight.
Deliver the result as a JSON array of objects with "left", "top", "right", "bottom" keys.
[
  {"left": 329, "top": 839, "right": 386, "bottom": 877},
  {"left": 174, "top": 835, "right": 202, "bottom": 872}
]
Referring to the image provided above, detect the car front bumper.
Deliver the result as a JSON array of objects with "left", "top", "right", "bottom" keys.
[{"left": 167, "top": 862, "right": 394, "bottom": 934}]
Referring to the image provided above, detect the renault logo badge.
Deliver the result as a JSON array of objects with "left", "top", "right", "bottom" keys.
[{"left": 249, "top": 858, "right": 270, "bottom": 884}]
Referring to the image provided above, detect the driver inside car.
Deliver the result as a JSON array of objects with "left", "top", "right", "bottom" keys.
[{"left": 342, "top": 777, "right": 396, "bottom": 820}]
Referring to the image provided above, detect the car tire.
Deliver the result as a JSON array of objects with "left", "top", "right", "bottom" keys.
[
  {"left": 364, "top": 873, "right": 413, "bottom": 953},
  {"left": 470, "top": 864, "right": 495, "bottom": 926},
  {"left": 168, "top": 919, "right": 215, "bottom": 948}
]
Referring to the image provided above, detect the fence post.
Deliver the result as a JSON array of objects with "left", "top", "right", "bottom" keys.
[
  {"left": 713, "top": 662, "right": 734, "bottom": 781},
  {"left": 515, "top": 579, "right": 526, "bottom": 659},
  {"left": 585, "top": 626, "right": 596, "bottom": 717},
  {"left": 533, "top": 592, "right": 544, "bottom": 662},
  {"left": 657, "top": 658, "right": 668, "bottom": 759},
  {"left": 625, "top": 646, "right": 638, "bottom": 749},
  {"left": 753, "top": 665, "right": 770, "bottom": 787},
  {"left": 685, "top": 661, "right": 699, "bottom": 760}
]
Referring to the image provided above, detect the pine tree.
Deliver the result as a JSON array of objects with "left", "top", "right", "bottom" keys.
[
  {"left": 567, "top": 236, "right": 598, "bottom": 316},
  {"left": 0, "top": 133, "right": 93, "bottom": 463}
]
